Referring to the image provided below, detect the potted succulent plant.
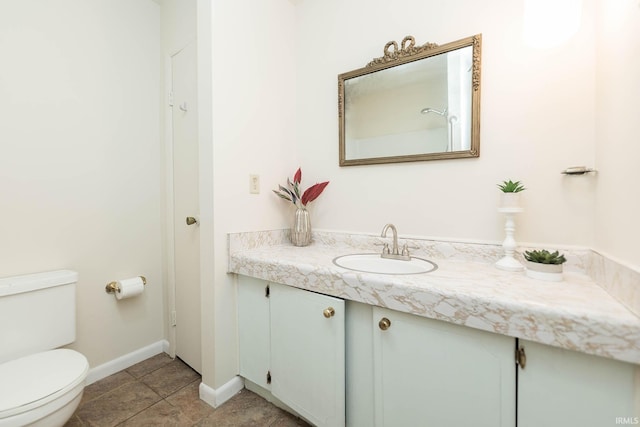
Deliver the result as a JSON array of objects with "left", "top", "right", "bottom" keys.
[
  {"left": 497, "top": 179, "right": 526, "bottom": 209},
  {"left": 524, "top": 249, "right": 566, "bottom": 281}
]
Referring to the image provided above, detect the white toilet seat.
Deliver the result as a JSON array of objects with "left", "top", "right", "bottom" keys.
[{"left": 0, "top": 349, "right": 88, "bottom": 422}]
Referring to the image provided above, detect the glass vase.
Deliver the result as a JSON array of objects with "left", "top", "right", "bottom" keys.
[{"left": 291, "top": 207, "right": 312, "bottom": 247}]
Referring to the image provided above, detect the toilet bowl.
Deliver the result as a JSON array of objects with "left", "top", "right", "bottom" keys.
[
  {"left": 0, "top": 349, "right": 89, "bottom": 427},
  {"left": 0, "top": 270, "right": 88, "bottom": 427}
]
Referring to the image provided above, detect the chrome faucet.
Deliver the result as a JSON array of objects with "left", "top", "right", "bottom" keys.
[{"left": 380, "top": 224, "right": 411, "bottom": 260}]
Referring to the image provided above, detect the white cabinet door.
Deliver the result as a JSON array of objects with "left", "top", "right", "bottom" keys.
[
  {"left": 271, "top": 283, "right": 345, "bottom": 427},
  {"left": 237, "top": 276, "right": 271, "bottom": 389},
  {"left": 372, "top": 307, "right": 516, "bottom": 427},
  {"left": 518, "top": 340, "right": 639, "bottom": 427},
  {"left": 237, "top": 277, "right": 345, "bottom": 427}
]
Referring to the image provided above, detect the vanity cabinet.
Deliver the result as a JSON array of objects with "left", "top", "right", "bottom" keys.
[
  {"left": 238, "top": 276, "right": 638, "bottom": 427},
  {"left": 369, "top": 306, "right": 516, "bottom": 427},
  {"left": 237, "top": 276, "right": 345, "bottom": 427},
  {"left": 517, "top": 339, "right": 638, "bottom": 427}
]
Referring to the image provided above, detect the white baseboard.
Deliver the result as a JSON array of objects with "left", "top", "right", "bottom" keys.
[
  {"left": 86, "top": 340, "right": 169, "bottom": 385},
  {"left": 199, "top": 376, "right": 244, "bottom": 408}
]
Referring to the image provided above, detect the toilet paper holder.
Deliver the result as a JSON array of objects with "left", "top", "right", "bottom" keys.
[{"left": 105, "top": 276, "right": 147, "bottom": 294}]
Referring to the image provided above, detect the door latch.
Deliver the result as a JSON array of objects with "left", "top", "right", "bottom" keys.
[{"left": 516, "top": 346, "right": 526, "bottom": 369}]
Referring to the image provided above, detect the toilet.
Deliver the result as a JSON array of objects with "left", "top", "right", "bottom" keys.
[{"left": 0, "top": 270, "right": 89, "bottom": 427}]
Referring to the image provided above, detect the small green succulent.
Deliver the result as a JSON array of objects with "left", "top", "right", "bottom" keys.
[
  {"left": 524, "top": 249, "right": 567, "bottom": 265},
  {"left": 497, "top": 180, "right": 526, "bottom": 193}
]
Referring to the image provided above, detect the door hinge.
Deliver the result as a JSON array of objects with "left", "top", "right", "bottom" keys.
[
  {"left": 516, "top": 346, "right": 526, "bottom": 369},
  {"left": 171, "top": 310, "right": 177, "bottom": 327},
  {"left": 266, "top": 370, "right": 272, "bottom": 384},
  {"left": 168, "top": 90, "right": 174, "bottom": 107},
  {"left": 265, "top": 284, "right": 270, "bottom": 298}
]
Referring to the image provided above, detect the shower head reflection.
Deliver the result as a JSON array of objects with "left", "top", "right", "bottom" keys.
[{"left": 420, "top": 107, "right": 448, "bottom": 116}]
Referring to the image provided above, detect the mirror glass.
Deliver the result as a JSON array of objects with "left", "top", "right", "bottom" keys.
[{"left": 339, "top": 34, "right": 481, "bottom": 166}]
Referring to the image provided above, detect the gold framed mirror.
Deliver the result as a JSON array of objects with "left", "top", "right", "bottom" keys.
[{"left": 338, "top": 34, "right": 481, "bottom": 166}]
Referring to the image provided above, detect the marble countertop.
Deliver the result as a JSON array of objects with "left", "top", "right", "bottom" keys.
[{"left": 228, "top": 230, "right": 640, "bottom": 365}]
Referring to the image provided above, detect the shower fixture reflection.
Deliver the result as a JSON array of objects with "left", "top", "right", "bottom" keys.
[
  {"left": 420, "top": 106, "right": 458, "bottom": 152},
  {"left": 420, "top": 107, "right": 448, "bottom": 116}
]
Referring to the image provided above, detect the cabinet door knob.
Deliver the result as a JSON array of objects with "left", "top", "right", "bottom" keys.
[
  {"left": 186, "top": 216, "right": 198, "bottom": 225},
  {"left": 379, "top": 317, "right": 391, "bottom": 330},
  {"left": 323, "top": 307, "right": 335, "bottom": 318}
]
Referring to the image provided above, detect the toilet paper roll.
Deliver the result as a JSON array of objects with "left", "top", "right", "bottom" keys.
[{"left": 115, "top": 277, "right": 145, "bottom": 300}]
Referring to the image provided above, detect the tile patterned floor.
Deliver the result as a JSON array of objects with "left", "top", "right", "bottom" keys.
[{"left": 65, "top": 353, "right": 310, "bottom": 426}]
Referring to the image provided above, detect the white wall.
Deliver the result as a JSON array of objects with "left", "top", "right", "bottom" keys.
[
  {"left": 209, "top": 1, "right": 298, "bottom": 388},
  {"left": 295, "top": 0, "right": 598, "bottom": 247},
  {"left": 0, "top": 0, "right": 164, "bottom": 367},
  {"left": 594, "top": 0, "right": 640, "bottom": 268},
  {"left": 160, "top": 0, "right": 196, "bottom": 54}
]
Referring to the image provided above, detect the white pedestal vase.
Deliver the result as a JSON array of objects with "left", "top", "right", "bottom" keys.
[
  {"left": 500, "top": 192, "right": 521, "bottom": 209},
  {"left": 525, "top": 261, "right": 563, "bottom": 282},
  {"left": 495, "top": 206, "right": 524, "bottom": 272}
]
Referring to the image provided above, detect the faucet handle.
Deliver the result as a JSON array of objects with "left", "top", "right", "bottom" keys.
[
  {"left": 401, "top": 244, "right": 410, "bottom": 257},
  {"left": 401, "top": 243, "right": 420, "bottom": 257},
  {"left": 374, "top": 242, "right": 389, "bottom": 250},
  {"left": 374, "top": 242, "right": 391, "bottom": 255}
]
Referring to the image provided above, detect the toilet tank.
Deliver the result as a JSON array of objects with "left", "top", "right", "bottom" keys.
[{"left": 0, "top": 270, "right": 78, "bottom": 364}]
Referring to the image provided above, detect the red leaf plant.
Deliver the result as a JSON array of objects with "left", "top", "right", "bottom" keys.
[{"left": 273, "top": 168, "right": 329, "bottom": 208}]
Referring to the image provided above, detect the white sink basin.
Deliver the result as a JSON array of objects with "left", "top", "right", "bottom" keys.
[{"left": 332, "top": 253, "right": 437, "bottom": 275}]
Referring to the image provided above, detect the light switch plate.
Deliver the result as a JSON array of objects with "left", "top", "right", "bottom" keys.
[{"left": 249, "top": 174, "right": 260, "bottom": 194}]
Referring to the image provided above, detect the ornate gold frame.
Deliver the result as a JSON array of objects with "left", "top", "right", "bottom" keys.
[{"left": 338, "top": 34, "right": 482, "bottom": 166}]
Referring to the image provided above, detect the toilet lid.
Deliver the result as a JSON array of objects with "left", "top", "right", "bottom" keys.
[{"left": 0, "top": 349, "right": 88, "bottom": 417}]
